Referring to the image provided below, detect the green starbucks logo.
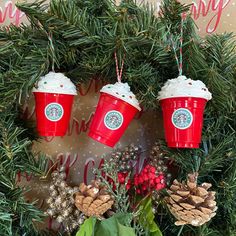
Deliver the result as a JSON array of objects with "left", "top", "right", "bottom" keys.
[
  {"left": 104, "top": 110, "right": 123, "bottom": 130},
  {"left": 45, "top": 103, "right": 64, "bottom": 122},
  {"left": 172, "top": 108, "right": 193, "bottom": 130}
]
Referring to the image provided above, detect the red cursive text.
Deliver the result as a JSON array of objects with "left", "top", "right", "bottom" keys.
[
  {"left": 191, "top": 0, "right": 231, "bottom": 33},
  {"left": 0, "top": 1, "right": 25, "bottom": 26}
]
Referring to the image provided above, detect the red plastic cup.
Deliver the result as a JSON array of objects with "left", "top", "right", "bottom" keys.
[
  {"left": 160, "top": 97, "right": 207, "bottom": 148},
  {"left": 34, "top": 92, "right": 75, "bottom": 136},
  {"left": 88, "top": 93, "right": 140, "bottom": 147}
]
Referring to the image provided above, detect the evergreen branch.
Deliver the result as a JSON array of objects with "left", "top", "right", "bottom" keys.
[{"left": 94, "top": 159, "right": 131, "bottom": 214}]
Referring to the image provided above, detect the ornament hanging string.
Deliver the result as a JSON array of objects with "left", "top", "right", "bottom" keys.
[
  {"left": 48, "top": 31, "right": 56, "bottom": 72},
  {"left": 170, "top": 35, "right": 180, "bottom": 73},
  {"left": 38, "top": 22, "right": 57, "bottom": 72},
  {"left": 179, "top": 13, "right": 185, "bottom": 76},
  {"left": 170, "top": 13, "right": 186, "bottom": 76},
  {"left": 114, "top": 52, "right": 126, "bottom": 83}
]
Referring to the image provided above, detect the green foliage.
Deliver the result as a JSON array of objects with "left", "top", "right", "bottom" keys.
[
  {"left": 94, "top": 213, "right": 135, "bottom": 236},
  {"left": 137, "top": 196, "right": 162, "bottom": 236},
  {"left": 94, "top": 158, "right": 131, "bottom": 214},
  {"left": 76, "top": 217, "right": 96, "bottom": 236},
  {"left": 0, "top": 111, "right": 49, "bottom": 235},
  {"left": 76, "top": 213, "right": 135, "bottom": 236},
  {"left": 1, "top": 0, "right": 187, "bottom": 108},
  {"left": 116, "top": 222, "right": 136, "bottom": 236}
]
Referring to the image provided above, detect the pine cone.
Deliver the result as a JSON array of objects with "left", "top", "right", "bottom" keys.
[
  {"left": 165, "top": 173, "right": 217, "bottom": 226},
  {"left": 74, "top": 180, "right": 114, "bottom": 217}
]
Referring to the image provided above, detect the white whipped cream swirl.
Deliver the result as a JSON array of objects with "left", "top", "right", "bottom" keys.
[
  {"left": 158, "top": 75, "right": 212, "bottom": 101},
  {"left": 33, "top": 72, "right": 77, "bottom": 95},
  {"left": 100, "top": 82, "right": 141, "bottom": 111}
]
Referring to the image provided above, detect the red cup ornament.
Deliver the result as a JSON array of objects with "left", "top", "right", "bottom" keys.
[
  {"left": 88, "top": 82, "right": 141, "bottom": 147},
  {"left": 158, "top": 76, "right": 212, "bottom": 148},
  {"left": 33, "top": 72, "right": 77, "bottom": 136}
]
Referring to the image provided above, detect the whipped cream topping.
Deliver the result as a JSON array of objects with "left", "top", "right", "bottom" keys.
[
  {"left": 100, "top": 82, "right": 141, "bottom": 111},
  {"left": 158, "top": 75, "right": 212, "bottom": 101},
  {"left": 33, "top": 72, "right": 77, "bottom": 95}
]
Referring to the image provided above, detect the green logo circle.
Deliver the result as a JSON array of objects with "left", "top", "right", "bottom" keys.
[
  {"left": 172, "top": 108, "right": 193, "bottom": 130},
  {"left": 104, "top": 110, "right": 124, "bottom": 130},
  {"left": 45, "top": 103, "right": 64, "bottom": 122}
]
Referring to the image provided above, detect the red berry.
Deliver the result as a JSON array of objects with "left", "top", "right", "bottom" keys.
[
  {"left": 149, "top": 179, "right": 155, "bottom": 186},
  {"left": 148, "top": 172, "right": 155, "bottom": 178},
  {"left": 155, "top": 178, "right": 160, "bottom": 184},
  {"left": 121, "top": 177, "right": 126, "bottom": 183},
  {"left": 144, "top": 174, "right": 148, "bottom": 181},
  {"left": 126, "top": 184, "right": 131, "bottom": 190},
  {"left": 155, "top": 183, "right": 162, "bottom": 190},
  {"left": 150, "top": 166, "right": 156, "bottom": 173},
  {"left": 138, "top": 177, "right": 143, "bottom": 184},
  {"left": 118, "top": 173, "right": 123, "bottom": 177},
  {"left": 122, "top": 172, "right": 128, "bottom": 179},
  {"left": 136, "top": 189, "right": 141, "bottom": 194},
  {"left": 142, "top": 185, "right": 147, "bottom": 191}
]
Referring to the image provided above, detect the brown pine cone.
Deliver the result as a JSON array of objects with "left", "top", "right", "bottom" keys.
[
  {"left": 165, "top": 173, "right": 217, "bottom": 226},
  {"left": 74, "top": 180, "right": 114, "bottom": 217}
]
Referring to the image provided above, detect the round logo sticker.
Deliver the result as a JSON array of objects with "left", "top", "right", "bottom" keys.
[
  {"left": 45, "top": 103, "right": 64, "bottom": 122},
  {"left": 104, "top": 110, "right": 124, "bottom": 130},
  {"left": 172, "top": 108, "right": 193, "bottom": 130}
]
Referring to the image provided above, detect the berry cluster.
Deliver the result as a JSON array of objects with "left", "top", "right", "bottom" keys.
[
  {"left": 133, "top": 164, "right": 166, "bottom": 195},
  {"left": 104, "top": 144, "right": 170, "bottom": 196},
  {"left": 117, "top": 172, "right": 131, "bottom": 190},
  {"left": 106, "top": 172, "right": 131, "bottom": 191}
]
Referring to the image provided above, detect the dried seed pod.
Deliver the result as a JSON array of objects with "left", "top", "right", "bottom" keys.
[
  {"left": 46, "top": 169, "right": 86, "bottom": 232},
  {"left": 110, "top": 144, "right": 140, "bottom": 172}
]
